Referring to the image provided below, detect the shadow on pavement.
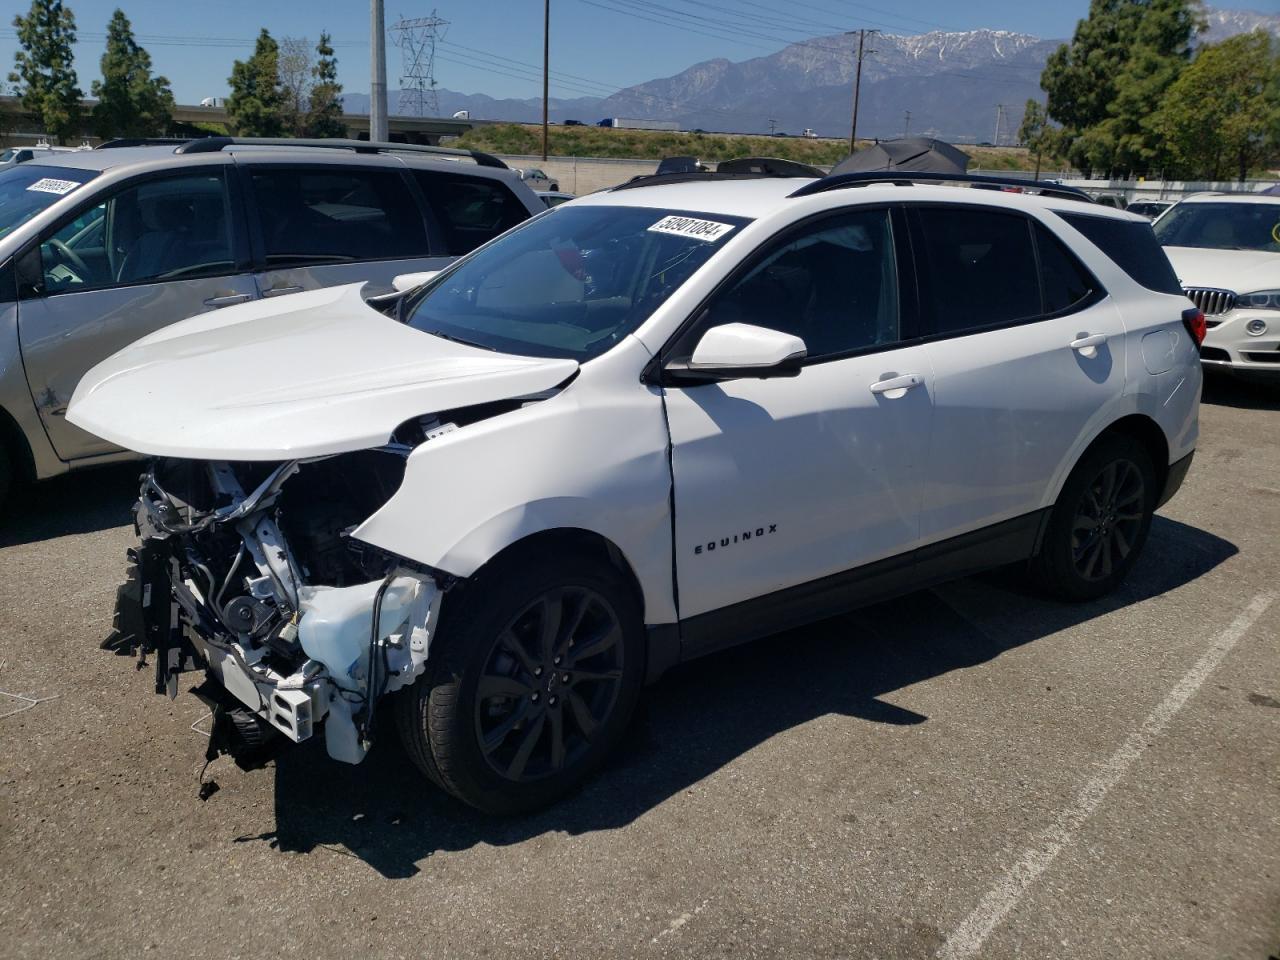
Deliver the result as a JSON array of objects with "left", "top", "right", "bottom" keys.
[
  {"left": 1201, "top": 370, "right": 1280, "bottom": 411},
  {"left": 243, "top": 514, "right": 1235, "bottom": 878},
  {"left": 0, "top": 462, "right": 139, "bottom": 547}
]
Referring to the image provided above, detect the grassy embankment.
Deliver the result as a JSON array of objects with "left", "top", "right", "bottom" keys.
[{"left": 452, "top": 122, "right": 1035, "bottom": 170}]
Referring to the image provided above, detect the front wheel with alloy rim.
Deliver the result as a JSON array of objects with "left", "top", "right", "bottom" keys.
[
  {"left": 1031, "top": 433, "right": 1157, "bottom": 602},
  {"left": 395, "top": 548, "right": 644, "bottom": 814}
]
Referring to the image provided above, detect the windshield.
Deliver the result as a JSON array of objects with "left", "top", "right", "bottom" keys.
[
  {"left": 1153, "top": 201, "right": 1280, "bottom": 252},
  {"left": 0, "top": 164, "right": 98, "bottom": 240},
  {"left": 404, "top": 205, "right": 751, "bottom": 360}
]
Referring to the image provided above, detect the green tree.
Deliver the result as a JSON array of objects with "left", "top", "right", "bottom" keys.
[
  {"left": 305, "top": 32, "right": 344, "bottom": 138},
  {"left": 8, "top": 0, "right": 81, "bottom": 144},
  {"left": 226, "top": 28, "right": 285, "bottom": 137},
  {"left": 1018, "top": 98, "right": 1058, "bottom": 176},
  {"left": 1154, "top": 31, "right": 1280, "bottom": 181},
  {"left": 90, "top": 9, "right": 174, "bottom": 140},
  {"left": 1040, "top": 0, "right": 1200, "bottom": 175}
]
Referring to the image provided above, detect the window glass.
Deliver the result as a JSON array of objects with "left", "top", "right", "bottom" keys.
[
  {"left": 1035, "top": 223, "right": 1096, "bottom": 314},
  {"left": 1060, "top": 212, "right": 1183, "bottom": 294},
  {"left": 250, "top": 167, "right": 427, "bottom": 266},
  {"left": 916, "top": 207, "right": 1040, "bottom": 333},
  {"left": 692, "top": 209, "right": 899, "bottom": 360},
  {"left": 0, "top": 163, "right": 98, "bottom": 240},
  {"left": 39, "top": 171, "right": 232, "bottom": 294},
  {"left": 1152, "top": 201, "right": 1280, "bottom": 254},
  {"left": 413, "top": 171, "right": 530, "bottom": 255},
  {"left": 405, "top": 205, "right": 748, "bottom": 361}
]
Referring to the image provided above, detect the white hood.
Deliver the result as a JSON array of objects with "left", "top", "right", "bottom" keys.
[
  {"left": 67, "top": 283, "right": 578, "bottom": 460},
  {"left": 1163, "top": 246, "right": 1280, "bottom": 295}
]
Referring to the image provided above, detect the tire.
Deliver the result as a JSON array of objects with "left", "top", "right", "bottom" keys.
[
  {"left": 1030, "top": 433, "right": 1157, "bottom": 602},
  {"left": 395, "top": 546, "right": 645, "bottom": 814}
]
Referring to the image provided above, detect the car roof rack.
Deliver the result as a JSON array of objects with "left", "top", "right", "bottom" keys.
[
  {"left": 96, "top": 137, "right": 194, "bottom": 149},
  {"left": 788, "top": 171, "right": 1093, "bottom": 203},
  {"left": 168, "top": 136, "right": 507, "bottom": 168},
  {"left": 612, "top": 156, "right": 828, "bottom": 192}
]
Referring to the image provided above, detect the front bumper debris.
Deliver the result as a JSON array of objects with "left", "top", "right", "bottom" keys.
[{"left": 105, "top": 457, "right": 443, "bottom": 765}]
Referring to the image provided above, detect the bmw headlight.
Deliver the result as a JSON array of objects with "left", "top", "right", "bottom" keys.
[{"left": 1239, "top": 289, "right": 1280, "bottom": 310}]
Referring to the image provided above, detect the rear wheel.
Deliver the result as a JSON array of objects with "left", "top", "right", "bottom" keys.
[
  {"left": 1031, "top": 434, "right": 1157, "bottom": 602},
  {"left": 396, "top": 548, "right": 644, "bottom": 814},
  {"left": 0, "top": 442, "right": 12, "bottom": 516}
]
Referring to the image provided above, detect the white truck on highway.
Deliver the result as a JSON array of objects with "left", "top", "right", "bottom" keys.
[{"left": 597, "top": 117, "right": 681, "bottom": 131}]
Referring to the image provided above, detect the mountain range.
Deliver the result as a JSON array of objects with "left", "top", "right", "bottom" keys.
[{"left": 342, "top": 7, "right": 1280, "bottom": 142}]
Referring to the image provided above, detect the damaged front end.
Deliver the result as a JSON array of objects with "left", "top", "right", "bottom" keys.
[{"left": 107, "top": 448, "right": 443, "bottom": 765}]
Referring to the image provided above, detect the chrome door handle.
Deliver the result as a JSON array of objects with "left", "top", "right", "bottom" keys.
[
  {"left": 869, "top": 373, "right": 923, "bottom": 396},
  {"left": 1070, "top": 333, "right": 1107, "bottom": 356},
  {"left": 202, "top": 293, "right": 251, "bottom": 308},
  {"left": 262, "top": 285, "right": 305, "bottom": 298}
]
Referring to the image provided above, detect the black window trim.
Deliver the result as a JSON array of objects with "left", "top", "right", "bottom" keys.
[
  {"left": 21, "top": 164, "right": 249, "bottom": 300},
  {"left": 904, "top": 201, "right": 1108, "bottom": 345},
  {"left": 236, "top": 161, "right": 436, "bottom": 271},
  {"left": 409, "top": 166, "right": 535, "bottom": 258},
  {"left": 646, "top": 203, "right": 923, "bottom": 385}
]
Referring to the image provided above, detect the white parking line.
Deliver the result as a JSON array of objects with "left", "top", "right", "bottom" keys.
[{"left": 937, "top": 591, "right": 1278, "bottom": 960}]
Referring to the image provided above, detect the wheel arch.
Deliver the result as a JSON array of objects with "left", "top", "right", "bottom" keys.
[
  {"left": 0, "top": 402, "right": 35, "bottom": 485},
  {"left": 1044, "top": 410, "right": 1171, "bottom": 509}
]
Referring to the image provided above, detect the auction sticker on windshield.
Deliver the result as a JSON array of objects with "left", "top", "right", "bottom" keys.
[
  {"left": 648, "top": 215, "right": 735, "bottom": 242},
  {"left": 26, "top": 178, "right": 80, "bottom": 195}
]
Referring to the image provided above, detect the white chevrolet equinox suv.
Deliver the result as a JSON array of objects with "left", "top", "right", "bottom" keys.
[{"left": 68, "top": 168, "right": 1203, "bottom": 813}]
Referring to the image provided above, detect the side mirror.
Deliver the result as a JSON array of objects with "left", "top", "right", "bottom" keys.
[
  {"left": 665, "top": 322, "right": 807, "bottom": 384},
  {"left": 391, "top": 270, "right": 440, "bottom": 293}
]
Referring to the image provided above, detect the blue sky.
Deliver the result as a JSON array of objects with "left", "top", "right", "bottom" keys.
[{"left": 3, "top": 0, "right": 1279, "bottom": 107}]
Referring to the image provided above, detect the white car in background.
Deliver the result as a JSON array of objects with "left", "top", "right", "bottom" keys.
[
  {"left": 1155, "top": 192, "right": 1280, "bottom": 379},
  {"left": 514, "top": 166, "right": 559, "bottom": 191},
  {"left": 68, "top": 170, "right": 1201, "bottom": 814}
]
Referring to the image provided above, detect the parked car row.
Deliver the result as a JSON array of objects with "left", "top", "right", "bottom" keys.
[{"left": 50, "top": 157, "right": 1205, "bottom": 813}]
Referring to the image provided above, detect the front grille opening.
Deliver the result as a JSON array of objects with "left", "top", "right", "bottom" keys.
[
  {"left": 1184, "top": 287, "right": 1237, "bottom": 316},
  {"left": 1242, "top": 351, "right": 1280, "bottom": 364}
]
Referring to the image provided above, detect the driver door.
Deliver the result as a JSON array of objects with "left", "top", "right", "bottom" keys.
[
  {"left": 17, "top": 168, "right": 257, "bottom": 460},
  {"left": 662, "top": 206, "right": 935, "bottom": 643}
]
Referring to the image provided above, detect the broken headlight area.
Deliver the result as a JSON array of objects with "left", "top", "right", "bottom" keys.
[{"left": 105, "top": 448, "right": 443, "bottom": 766}]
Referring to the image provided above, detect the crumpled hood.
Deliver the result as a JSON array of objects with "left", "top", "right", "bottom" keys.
[
  {"left": 67, "top": 283, "right": 578, "bottom": 460},
  {"left": 1163, "top": 246, "right": 1280, "bottom": 295}
]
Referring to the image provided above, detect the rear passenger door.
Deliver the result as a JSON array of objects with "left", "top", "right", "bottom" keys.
[
  {"left": 243, "top": 163, "right": 447, "bottom": 299},
  {"left": 909, "top": 204, "right": 1126, "bottom": 548}
]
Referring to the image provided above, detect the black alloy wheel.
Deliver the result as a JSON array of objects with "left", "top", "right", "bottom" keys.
[
  {"left": 1070, "top": 458, "right": 1146, "bottom": 582},
  {"left": 474, "top": 586, "right": 625, "bottom": 782}
]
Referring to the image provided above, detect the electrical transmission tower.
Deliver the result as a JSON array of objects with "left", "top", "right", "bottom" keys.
[{"left": 391, "top": 11, "right": 448, "bottom": 117}]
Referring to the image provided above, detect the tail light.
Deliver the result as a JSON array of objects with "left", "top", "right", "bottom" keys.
[{"left": 1182, "top": 307, "right": 1206, "bottom": 348}]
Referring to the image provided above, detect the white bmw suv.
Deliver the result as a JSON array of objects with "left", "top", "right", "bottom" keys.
[
  {"left": 1154, "top": 192, "right": 1280, "bottom": 380},
  {"left": 68, "top": 169, "right": 1202, "bottom": 813}
]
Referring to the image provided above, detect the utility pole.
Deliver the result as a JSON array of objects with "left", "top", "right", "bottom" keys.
[
  {"left": 542, "top": 0, "right": 550, "bottom": 162},
  {"left": 993, "top": 103, "right": 1005, "bottom": 147},
  {"left": 847, "top": 28, "right": 878, "bottom": 154},
  {"left": 370, "top": 0, "right": 387, "bottom": 142},
  {"left": 902, "top": 110, "right": 911, "bottom": 138}
]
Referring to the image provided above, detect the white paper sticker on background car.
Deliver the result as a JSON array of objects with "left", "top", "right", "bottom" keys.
[
  {"left": 648, "top": 215, "right": 735, "bottom": 242},
  {"left": 26, "top": 178, "right": 79, "bottom": 195}
]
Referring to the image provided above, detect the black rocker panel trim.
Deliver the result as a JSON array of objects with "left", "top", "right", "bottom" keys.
[{"left": 677, "top": 508, "right": 1050, "bottom": 661}]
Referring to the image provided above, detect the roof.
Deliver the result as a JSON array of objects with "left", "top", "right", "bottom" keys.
[{"left": 1177, "top": 192, "right": 1280, "bottom": 205}]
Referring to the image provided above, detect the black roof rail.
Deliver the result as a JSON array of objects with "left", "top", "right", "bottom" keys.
[
  {"left": 612, "top": 155, "right": 827, "bottom": 192},
  {"left": 171, "top": 136, "right": 507, "bottom": 168},
  {"left": 788, "top": 171, "right": 1093, "bottom": 203},
  {"left": 95, "top": 137, "right": 194, "bottom": 149}
]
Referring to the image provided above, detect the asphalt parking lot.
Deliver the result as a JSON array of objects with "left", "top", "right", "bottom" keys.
[{"left": 1, "top": 374, "right": 1277, "bottom": 960}]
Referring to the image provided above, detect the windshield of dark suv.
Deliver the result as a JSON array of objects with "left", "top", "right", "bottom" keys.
[
  {"left": 404, "top": 205, "right": 751, "bottom": 361},
  {"left": 0, "top": 164, "right": 98, "bottom": 240},
  {"left": 1153, "top": 201, "right": 1280, "bottom": 252}
]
